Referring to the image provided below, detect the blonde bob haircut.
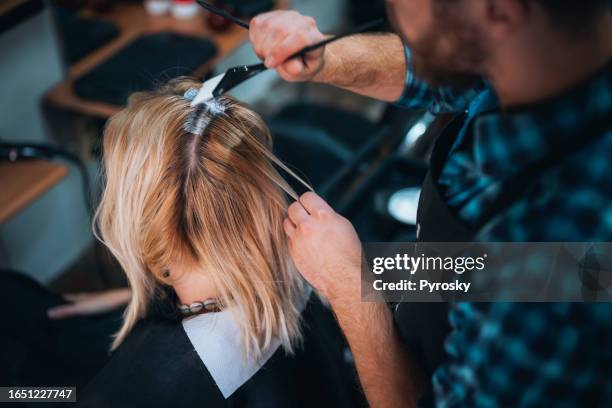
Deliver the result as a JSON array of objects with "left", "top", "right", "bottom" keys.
[{"left": 94, "top": 78, "right": 311, "bottom": 358}]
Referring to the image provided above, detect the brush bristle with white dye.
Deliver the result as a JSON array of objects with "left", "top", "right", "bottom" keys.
[{"left": 190, "top": 73, "right": 225, "bottom": 106}]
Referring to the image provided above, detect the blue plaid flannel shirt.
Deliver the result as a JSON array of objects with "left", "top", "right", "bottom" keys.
[{"left": 396, "top": 46, "right": 612, "bottom": 407}]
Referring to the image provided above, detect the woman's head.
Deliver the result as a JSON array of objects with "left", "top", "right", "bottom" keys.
[{"left": 95, "top": 78, "right": 308, "bottom": 357}]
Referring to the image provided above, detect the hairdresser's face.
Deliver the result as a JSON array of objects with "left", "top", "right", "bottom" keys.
[{"left": 386, "top": 0, "right": 488, "bottom": 87}]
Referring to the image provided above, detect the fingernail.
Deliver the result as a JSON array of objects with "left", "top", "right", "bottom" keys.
[{"left": 266, "top": 56, "right": 276, "bottom": 67}]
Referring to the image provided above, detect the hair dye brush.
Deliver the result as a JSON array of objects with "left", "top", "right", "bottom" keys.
[{"left": 191, "top": 0, "right": 383, "bottom": 106}]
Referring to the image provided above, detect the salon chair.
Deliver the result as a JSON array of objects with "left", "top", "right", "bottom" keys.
[
  {"left": 270, "top": 120, "right": 352, "bottom": 190},
  {"left": 52, "top": 6, "right": 119, "bottom": 65},
  {"left": 273, "top": 103, "right": 379, "bottom": 153},
  {"left": 338, "top": 114, "right": 452, "bottom": 242},
  {"left": 268, "top": 102, "right": 427, "bottom": 240},
  {"left": 340, "top": 155, "right": 427, "bottom": 242},
  {"left": 268, "top": 101, "right": 384, "bottom": 191},
  {"left": 270, "top": 103, "right": 443, "bottom": 242}
]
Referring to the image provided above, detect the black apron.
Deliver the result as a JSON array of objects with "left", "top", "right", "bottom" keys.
[
  {"left": 76, "top": 295, "right": 361, "bottom": 408},
  {"left": 392, "top": 114, "right": 470, "bottom": 389},
  {"left": 392, "top": 110, "right": 611, "bottom": 399}
]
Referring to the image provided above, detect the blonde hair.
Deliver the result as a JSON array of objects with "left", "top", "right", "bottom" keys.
[{"left": 94, "top": 78, "right": 310, "bottom": 358}]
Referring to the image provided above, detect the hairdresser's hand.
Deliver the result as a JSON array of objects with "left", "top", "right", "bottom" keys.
[
  {"left": 47, "top": 288, "right": 131, "bottom": 319},
  {"left": 284, "top": 192, "right": 362, "bottom": 305},
  {"left": 250, "top": 11, "right": 326, "bottom": 82}
]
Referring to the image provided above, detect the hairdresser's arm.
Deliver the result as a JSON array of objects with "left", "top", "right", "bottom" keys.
[
  {"left": 284, "top": 192, "right": 423, "bottom": 408},
  {"left": 249, "top": 11, "right": 406, "bottom": 102}
]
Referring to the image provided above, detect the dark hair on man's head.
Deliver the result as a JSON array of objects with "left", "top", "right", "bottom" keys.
[{"left": 533, "top": 0, "right": 610, "bottom": 35}]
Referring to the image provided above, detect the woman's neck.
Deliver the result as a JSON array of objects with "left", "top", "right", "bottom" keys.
[{"left": 170, "top": 268, "right": 219, "bottom": 305}]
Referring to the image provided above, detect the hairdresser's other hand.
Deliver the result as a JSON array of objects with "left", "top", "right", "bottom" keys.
[
  {"left": 284, "top": 192, "right": 362, "bottom": 305},
  {"left": 250, "top": 11, "right": 326, "bottom": 82},
  {"left": 47, "top": 288, "right": 131, "bottom": 319}
]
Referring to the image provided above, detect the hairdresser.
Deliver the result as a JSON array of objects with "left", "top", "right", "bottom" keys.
[{"left": 250, "top": 1, "right": 612, "bottom": 407}]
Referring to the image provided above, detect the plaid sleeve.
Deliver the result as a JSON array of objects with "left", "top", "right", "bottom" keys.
[
  {"left": 432, "top": 302, "right": 612, "bottom": 407},
  {"left": 395, "top": 45, "right": 485, "bottom": 114}
]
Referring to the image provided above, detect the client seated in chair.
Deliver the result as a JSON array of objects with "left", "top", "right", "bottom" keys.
[{"left": 79, "top": 79, "right": 359, "bottom": 407}]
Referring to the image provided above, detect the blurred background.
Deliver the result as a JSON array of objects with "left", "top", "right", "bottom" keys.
[{"left": 0, "top": 0, "right": 446, "bottom": 292}]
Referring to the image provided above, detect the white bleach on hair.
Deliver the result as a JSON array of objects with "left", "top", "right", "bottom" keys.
[
  {"left": 190, "top": 73, "right": 225, "bottom": 106},
  {"left": 184, "top": 98, "right": 228, "bottom": 135}
]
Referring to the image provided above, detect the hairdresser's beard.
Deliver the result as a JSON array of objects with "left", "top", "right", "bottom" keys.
[{"left": 387, "top": 1, "right": 487, "bottom": 89}]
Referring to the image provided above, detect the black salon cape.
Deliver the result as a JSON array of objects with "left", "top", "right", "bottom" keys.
[{"left": 76, "top": 296, "right": 361, "bottom": 408}]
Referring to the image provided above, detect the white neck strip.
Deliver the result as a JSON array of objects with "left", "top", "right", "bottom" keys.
[{"left": 181, "top": 287, "right": 311, "bottom": 399}]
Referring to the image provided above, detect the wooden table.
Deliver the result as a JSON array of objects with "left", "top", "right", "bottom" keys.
[
  {"left": 44, "top": 3, "right": 255, "bottom": 119},
  {"left": 0, "top": 161, "right": 68, "bottom": 223}
]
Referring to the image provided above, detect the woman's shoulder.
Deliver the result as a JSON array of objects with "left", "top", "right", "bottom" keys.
[{"left": 77, "top": 317, "right": 226, "bottom": 408}]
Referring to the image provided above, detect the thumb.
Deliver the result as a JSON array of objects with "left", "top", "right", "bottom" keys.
[{"left": 278, "top": 59, "right": 305, "bottom": 79}]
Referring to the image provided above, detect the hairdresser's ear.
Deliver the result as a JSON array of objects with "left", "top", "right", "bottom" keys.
[{"left": 480, "top": 0, "right": 528, "bottom": 40}]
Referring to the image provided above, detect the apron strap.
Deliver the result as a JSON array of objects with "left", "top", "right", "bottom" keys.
[
  {"left": 395, "top": 113, "right": 468, "bottom": 387},
  {"left": 416, "top": 113, "right": 474, "bottom": 242}
]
